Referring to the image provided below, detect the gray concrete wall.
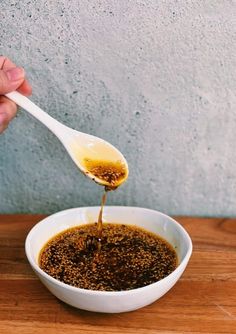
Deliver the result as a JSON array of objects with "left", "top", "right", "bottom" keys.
[{"left": 0, "top": 1, "right": 235, "bottom": 216}]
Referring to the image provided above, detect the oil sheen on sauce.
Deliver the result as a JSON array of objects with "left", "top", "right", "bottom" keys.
[
  {"left": 83, "top": 158, "right": 128, "bottom": 189},
  {"left": 39, "top": 223, "right": 178, "bottom": 291}
]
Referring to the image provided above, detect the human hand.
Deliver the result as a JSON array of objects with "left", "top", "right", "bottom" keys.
[{"left": 0, "top": 56, "right": 32, "bottom": 134}]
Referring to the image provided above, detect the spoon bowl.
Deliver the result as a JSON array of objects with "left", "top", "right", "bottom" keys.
[
  {"left": 65, "top": 130, "right": 129, "bottom": 187},
  {"left": 5, "top": 91, "right": 128, "bottom": 187}
]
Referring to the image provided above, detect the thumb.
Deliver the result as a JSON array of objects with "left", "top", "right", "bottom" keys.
[{"left": 0, "top": 67, "right": 25, "bottom": 94}]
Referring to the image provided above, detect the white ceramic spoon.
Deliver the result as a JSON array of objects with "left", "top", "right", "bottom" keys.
[{"left": 5, "top": 91, "right": 129, "bottom": 187}]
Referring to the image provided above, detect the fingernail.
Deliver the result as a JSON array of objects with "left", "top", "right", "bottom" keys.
[{"left": 6, "top": 67, "right": 25, "bottom": 82}]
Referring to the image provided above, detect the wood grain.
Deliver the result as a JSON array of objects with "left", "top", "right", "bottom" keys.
[{"left": 0, "top": 215, "right": 236, "bottom": 334}]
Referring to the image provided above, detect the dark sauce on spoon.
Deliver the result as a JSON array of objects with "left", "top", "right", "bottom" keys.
[{"left": 83, "top": 158, "right": 127, "bottom": 189}]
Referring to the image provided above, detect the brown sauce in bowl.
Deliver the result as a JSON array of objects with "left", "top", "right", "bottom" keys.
[{"left": 39, "top": 223, "right": 178, "bottom": 291}]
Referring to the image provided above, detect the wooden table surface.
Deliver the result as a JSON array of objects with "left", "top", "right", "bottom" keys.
[{"left": 0, "top": 215, "right": 236, "bottom": 334}]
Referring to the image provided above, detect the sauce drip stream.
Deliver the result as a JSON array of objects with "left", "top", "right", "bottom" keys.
[
  {"left": 97, "top": 189, "right": 108, "bottom": 250},
  {"left": 83, "top": 158, "right": 128, "bottom": 248}
]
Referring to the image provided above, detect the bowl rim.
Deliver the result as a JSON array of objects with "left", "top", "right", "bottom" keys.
[{"left": 25, "top": 206, "right": 193, "bottom": 296}]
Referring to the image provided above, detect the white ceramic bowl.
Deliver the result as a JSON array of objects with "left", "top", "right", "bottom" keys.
[{"left": 25, "top": 206, "right": 192, "bottom": 313}]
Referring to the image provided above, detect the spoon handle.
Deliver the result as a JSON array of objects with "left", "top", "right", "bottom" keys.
[{"left": 5, "top": 91, "right": 67, "bottom": 138}]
